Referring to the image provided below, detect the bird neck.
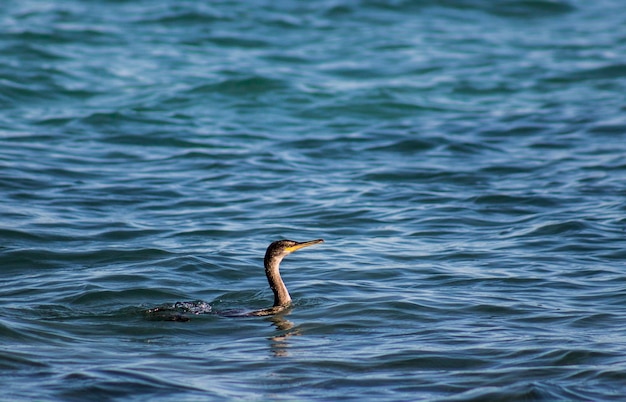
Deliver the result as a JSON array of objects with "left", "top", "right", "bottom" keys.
[{"left": 264, "top": 255, "right": 291, "bottom": 307}]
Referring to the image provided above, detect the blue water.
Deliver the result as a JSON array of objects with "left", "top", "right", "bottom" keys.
[{"left": 2, "top": 0, "right": 626, "bottom": 400}]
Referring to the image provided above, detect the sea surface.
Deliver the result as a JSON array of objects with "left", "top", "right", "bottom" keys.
[{"left": 1, "top": 0, "right": 626, "bottom": 400}]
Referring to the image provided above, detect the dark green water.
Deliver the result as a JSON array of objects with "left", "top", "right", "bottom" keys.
[{"left": 1, "top": 0, "right": 626, "bottom": 400}]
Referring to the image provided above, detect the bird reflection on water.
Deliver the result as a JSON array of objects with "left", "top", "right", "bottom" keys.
[{"left": 268, "top": 315, "right": 300, "bottom": 358}]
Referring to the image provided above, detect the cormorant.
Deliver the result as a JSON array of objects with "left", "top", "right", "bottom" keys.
[
  {"left": 250, "top": 238, "right": 324, "bottom": 316},
  {"left": 145, "top": 239, "right": 324, "bottom": 320}
]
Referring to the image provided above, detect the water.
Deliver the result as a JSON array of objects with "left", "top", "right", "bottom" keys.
[{"left": 1, "top": 0, "right": 626, "bottom": 400}]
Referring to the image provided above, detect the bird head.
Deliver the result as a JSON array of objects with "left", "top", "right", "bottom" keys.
[{"left": 264, "top": 239, "right": 324, "bottom": 262}]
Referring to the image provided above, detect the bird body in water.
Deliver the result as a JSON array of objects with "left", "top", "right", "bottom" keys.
[{"left": 145, "top": 239, "right": 324, "bottom": 320}]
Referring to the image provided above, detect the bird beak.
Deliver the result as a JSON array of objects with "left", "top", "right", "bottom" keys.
[{"left": 285, "top": 239, "right": 324, "bottom": 253}]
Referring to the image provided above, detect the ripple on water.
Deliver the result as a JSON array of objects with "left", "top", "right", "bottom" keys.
[{"left": 2, "top": 0, "right": 626, "bottom": 400}]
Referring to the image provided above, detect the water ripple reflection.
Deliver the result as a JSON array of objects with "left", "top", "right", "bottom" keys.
[{"left": 2, "top": 0, "right": 626, "bottom": 400}]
